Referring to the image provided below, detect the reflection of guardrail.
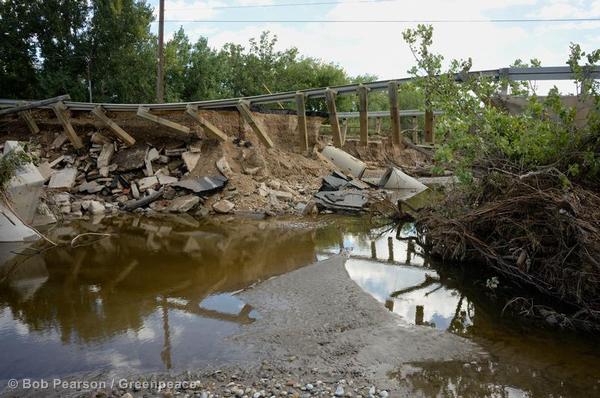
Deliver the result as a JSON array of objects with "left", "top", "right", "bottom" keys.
[{"left": 319, "top": 236, "right": 429, "bottom": 267}]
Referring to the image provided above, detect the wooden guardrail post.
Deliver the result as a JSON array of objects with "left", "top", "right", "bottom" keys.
[
  {"left": 388, "top": 81, "right": 403, "bottom": 147},
  {"left": 341, "top": 118, "right": 348, "bottom": 145},
  {"left": 185, "top": 104, "right": 228, "bottom": 142},
  {"left": 357, "top": 84, "right": 369, "bottom": 145},
  {"left": 137, "top": 106, "right": 191, "bottom": 135},
  {"left": 91, "top": 106, "right": 136, "bottom": 146},
  {"left": 325, "top": 88, "right": 343, "bottom": 147},
  {"left": 295, "top": 92, "right": 309, "bottom": 152},
  {"left": 375, "top": 117, "right": 381, "bottom": 136},
  {"left": 424, "top": 109, "right": 434, "bottom": 144},
  {"left": 20, "top": 110, "right": 40, "bottom": 135},
  {"left": 236, "top": 100, "right": 274, "bottom": 148},
  {"left": 52, "top": 101, "right": 83, "bottom": 149},
  {"left": 411, "top": 115, "right": 419, "bottom": 144}
]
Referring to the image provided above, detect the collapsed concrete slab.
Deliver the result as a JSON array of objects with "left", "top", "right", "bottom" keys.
[
  {"left": 0, "top": 200, "right": 40, "bottom": 242},
  {"left": 48, "top": 168, "right": 77, "bottom": 190},
  {"left": 314, "top": 190, "right": 369, "bottom": 212},
  {"left": 2, "top": 141, "right": 45, "bottom": 224}
]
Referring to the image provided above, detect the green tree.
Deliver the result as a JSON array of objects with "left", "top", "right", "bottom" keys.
[
  {"left": 0, "top": 1, "right": 40, "bottom": 99},
  {"left": 85, "top": 0, "right": 156, "bottom": 103}
]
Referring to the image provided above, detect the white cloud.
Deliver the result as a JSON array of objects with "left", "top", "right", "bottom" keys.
[
  {"left": 159, "top": 0, "right": 599, "bottom": 92},
  {"left": 160, "top": 0, "right": 225, "bottom": 21}
]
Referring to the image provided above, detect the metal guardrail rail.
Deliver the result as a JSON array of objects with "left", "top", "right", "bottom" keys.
[
  {"left": 0, "top": 66, "right": 598, "bottom": 113},
  {"left": 338, "top": 110, "right": 444, "bottom": 118}
]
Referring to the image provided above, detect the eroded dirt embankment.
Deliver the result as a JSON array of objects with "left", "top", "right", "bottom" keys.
[{"left": 1, "top": 108, "right": 427, "bottom": 219}]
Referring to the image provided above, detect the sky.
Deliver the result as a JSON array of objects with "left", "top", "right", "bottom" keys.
[{"left": 146, "top": 0, "right": 600, "bottom": 93}]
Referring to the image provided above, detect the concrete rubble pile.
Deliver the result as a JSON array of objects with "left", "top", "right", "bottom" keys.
[
  {"left": 311, "top": 145, "right": 429, "bottom": 214},
  {"left": 29, "top": 136, "right": 232, "bottom": 221}
]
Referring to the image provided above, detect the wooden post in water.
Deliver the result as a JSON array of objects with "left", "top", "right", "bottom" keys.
[
  {"left": 407, "top": 239, "right": 415, "bottom": 264},
  {"left": 325, "top": 88, "right": 343, "bottom": 148},
  {"left": 388, "top": 81, "right": 403, "bottom": 147},
  {"left": 424, "top": 109, "right": 434, "bottom": 144},
  {"left": 295, "top": 92, "right": 309, "bottom": 152},
  {"left": 388, "top": 236, "right": 394, "bottom": 262},
  {"left": 415, "top": 305, "right": 424, "bottom": 325},
  {"left": 357, "top": 84, "right": 369, "bottom": 145}
]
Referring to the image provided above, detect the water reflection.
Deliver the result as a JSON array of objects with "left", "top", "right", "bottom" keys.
[
  {"left": 0, "top": 215, "right": 328, "bottom": 378},
  {"left": 338, "top": 222, "right": 600, "bottom": 397},
  {"left": 1, "top": 214, "right": 599, "bottom": 396}
]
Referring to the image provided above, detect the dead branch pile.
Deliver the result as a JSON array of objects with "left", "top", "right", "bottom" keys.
[{"left": 415, "top": 172, "right": 600, "bottom": 332}]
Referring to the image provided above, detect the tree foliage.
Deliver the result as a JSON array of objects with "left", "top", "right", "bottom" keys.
[
  {"left": 402, "top": 24, "right": 600, "bottom": 185},
  {"left": 0, "top": 2, "right": 385, "bottom": 112}
]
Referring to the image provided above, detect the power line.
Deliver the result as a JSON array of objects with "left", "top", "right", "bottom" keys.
[
  {"left": 155, "top": 17, "right": 600, "bottom": 23},
  {"left": 166, "top": 0, "right": 396, "bottom": 11}
]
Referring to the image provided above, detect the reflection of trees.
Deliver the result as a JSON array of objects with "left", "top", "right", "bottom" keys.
[{"left": 0, "top": 216, "right": 323, "bottom": 346}]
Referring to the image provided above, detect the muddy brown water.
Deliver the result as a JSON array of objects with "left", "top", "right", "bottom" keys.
[{"left": 1, "top": 213, "right": 599, "bottom": 396}]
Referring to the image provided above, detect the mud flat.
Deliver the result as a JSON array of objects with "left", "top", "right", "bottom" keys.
[{"left": 233, "top": 255, "right": 483, "bottom": 393}]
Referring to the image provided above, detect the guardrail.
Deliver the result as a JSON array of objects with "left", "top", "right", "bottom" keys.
[
  {"left": 1, "top": 66, "right": 598, "bottom": 151},
  {"left": 1, "top": 66, "right": 598, "bottom": 112}
]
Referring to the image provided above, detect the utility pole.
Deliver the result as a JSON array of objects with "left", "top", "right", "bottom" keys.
[{"left": 156, "top": 0, "right": 165, "bottom": 103}]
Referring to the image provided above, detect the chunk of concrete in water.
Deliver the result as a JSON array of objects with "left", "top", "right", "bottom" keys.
[
  {"left": 379, "top": 167, "right": 428, "bottom": 194},
  {"left": 212, "top": 199, "right": 234, "bottom": 214},
  {"left": 182, "top": 151, "right": 201, "bottom": 171},
  {"left": 169, "top": 195, "right": 200, "bottom": 213},
  {"left": 137, "top": 176, "right": 159, "bottom": 191},
  {"left": 32, "top": 202, "right": 57, "bottom": 226},
  {"left": 314, "top": 190, "right": 368, "bottom": 212},
  {"left": 48, "top": 168, "right": 77, "bottom": 190},
  {"left": 0, "top": 200, "right": 39, "bottom": 242},
  {"left": 2, "top": 141, "right": 45, "bottom": 223},
  {"left": 88, "top": 200, "right": 105, "bottom": 215}
]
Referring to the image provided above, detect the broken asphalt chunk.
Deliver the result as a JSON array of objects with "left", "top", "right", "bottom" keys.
[
  {"left": 314, "top": 190, "right": 368, "bottom": 212},
  {"left": 171, "top": 175, "right": 228, "bottom": 195},
  {"left": 113, "top": 144, "right": 147, "bottom": 172}
]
